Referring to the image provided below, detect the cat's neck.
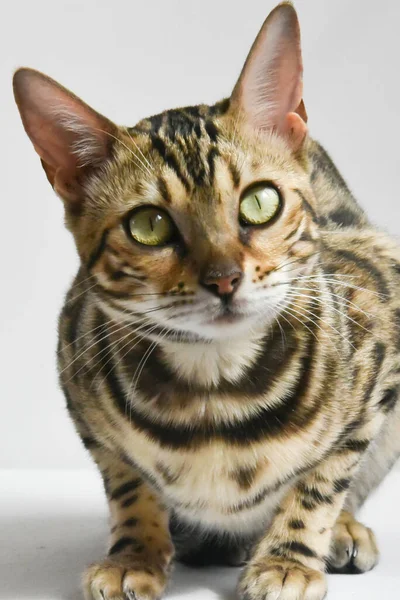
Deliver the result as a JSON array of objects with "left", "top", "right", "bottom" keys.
[{"left": 158, "top": 329, "right": 267, "bottom": 389}]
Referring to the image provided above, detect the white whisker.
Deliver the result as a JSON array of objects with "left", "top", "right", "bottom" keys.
[
  {"left": 94, "top": 127, "right": 153, "bottom": 178},
  {"left": 125, "top": 129, "right": 154, "bottom": 173},
  {"left": 284, "top": 288, "right": 373, "bottom": 334},
  {"left": 285, "top": 298, "right": 354, "bottom": 352}
]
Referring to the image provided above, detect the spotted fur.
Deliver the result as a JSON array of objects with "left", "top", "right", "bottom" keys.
[{"left": 14, "top": 3, "right": 400, "bottom": 600}]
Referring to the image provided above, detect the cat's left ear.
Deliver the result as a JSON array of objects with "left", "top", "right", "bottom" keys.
[{"left": 230, "top": 2, "right": 307, "bottom": 150}]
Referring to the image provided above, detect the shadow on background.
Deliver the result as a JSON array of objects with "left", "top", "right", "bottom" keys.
[
  {"left": 2, "top": 475, "right": 399, "bottom": 600},
  {"left": 0, "top": 512, "right": 106, "bottom": 600},
  {"left": 0, "top": 511, "right": 239, "bottom": 600}
]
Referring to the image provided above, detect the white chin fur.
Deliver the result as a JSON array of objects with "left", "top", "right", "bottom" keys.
[
  {"left": 156, "top": 301, "right": 287, "bottom": 388},
  {"left": 155, "top": 283, "right": 289, "bottom": 343},
  {"left": 158, "top": 327, "right": 267, "bottom": 388}
]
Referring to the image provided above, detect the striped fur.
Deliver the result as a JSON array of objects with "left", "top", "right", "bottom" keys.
[
  {"left": 14, "top": 5, "right": 400, "bottom": 600},
  {"left": 56, "top": 118, "right": 400, "bottom": 600}
]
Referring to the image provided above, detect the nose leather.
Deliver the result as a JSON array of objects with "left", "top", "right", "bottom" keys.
[{"left": 201, "top": 267, "right": 243, "bottom": 297}]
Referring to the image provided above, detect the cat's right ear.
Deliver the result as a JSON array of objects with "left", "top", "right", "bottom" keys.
[
  {"left": 230, "top": 2, "right": 308, "bottom": 150},
  {"left": 13, "top": 68, "right": 117, "bottom": 211}
]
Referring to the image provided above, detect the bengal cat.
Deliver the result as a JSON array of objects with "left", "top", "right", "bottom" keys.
[{"left": 13, "top": 3, "right": 400, "bottom": 599}]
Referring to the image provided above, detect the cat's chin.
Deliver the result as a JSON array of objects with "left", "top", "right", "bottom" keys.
[
  {"left": 208, "top": 309, "right": 245, "bottom": 326},
  {"left": 149, "top": 313, "right": 258, "bottom": 343},
  {"left": 150, "top": 298, "right": 280, "bottom": 342},
  {"left": 173, "top": 311, "right": 266, "bottom": 342}
]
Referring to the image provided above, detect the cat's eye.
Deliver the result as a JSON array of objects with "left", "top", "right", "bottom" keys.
[
  {"left": 239, "top": 184, "right": 281, "bottom": 225},
  {"left": 128, "top": 207, "right": 175, "bottom": 246}
]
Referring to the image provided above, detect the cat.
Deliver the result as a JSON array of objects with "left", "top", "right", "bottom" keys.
[{"left": 13, "top": 2, "right": 400, "bottom": 600}]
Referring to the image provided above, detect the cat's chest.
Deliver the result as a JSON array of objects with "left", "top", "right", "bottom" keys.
[
  {"left": 108, "top": 333, "right": 337, "bottom": 532},
  {"left": 152, "top": 444, "right": 292, "bottom": 533},
  {"left": 117, "top": 406, "right": 331, "bottom": 533}
]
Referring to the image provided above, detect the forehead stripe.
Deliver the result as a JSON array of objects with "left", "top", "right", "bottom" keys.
[
  {"left": 152, "top": 136, "right": 191, "bottom": 192},
  {"left": 207, "top": 147, "right": 219, "bottom": 186},
  {"left": 227, "top": 160, "right": 241, "bottom": 189},
  {"left": 157, "top": 176, "right": 172, "bottom": 204}
]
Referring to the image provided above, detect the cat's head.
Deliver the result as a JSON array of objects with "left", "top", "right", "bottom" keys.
[{"left": 13, "top": 2, "right": 319, "bottom": 341}]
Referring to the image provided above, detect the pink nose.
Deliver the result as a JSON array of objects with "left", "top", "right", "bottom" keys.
[{"left": 202, "top": 272, "right": 242, "bottom": 296}]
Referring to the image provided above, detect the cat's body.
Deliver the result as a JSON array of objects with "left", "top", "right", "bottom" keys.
[
  {"left": 14, "top": 4, "right": 400, "bottom": 600},
  {"left": 58, "top": 130, "right": 400, "bottom": 568}
]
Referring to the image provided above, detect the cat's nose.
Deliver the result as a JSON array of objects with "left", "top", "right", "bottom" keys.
[{"left": 201, "top": 271, "right": 243, "bottom": 297}]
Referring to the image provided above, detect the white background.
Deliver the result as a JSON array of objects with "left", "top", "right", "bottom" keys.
[
  {"left": 1, "top": 0, "right": 400, "bottom": 471},
  {"left": 2, "top": 3, "right": 400, "bottom": 600},
  {"left": 1, "top": 469, "right": 399, "bottom": 600}
]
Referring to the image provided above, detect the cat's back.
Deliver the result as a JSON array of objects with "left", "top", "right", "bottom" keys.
[{"left": 308, "top": 139, "right": 370, "bottom": 230}]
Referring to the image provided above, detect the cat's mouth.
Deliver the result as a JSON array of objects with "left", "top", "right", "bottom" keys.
[
  {"left": 207, "top": 301, "right": 245, "bottom": 325},
  {"left": 212, "top": 312, "right": 243, "bottom": 324},
  {"left": 214, "top": 309, "right": 242, "bottom": 323}
]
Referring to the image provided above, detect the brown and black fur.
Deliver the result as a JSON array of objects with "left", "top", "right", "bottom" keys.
[
  {"left": 13, "top": 3, "right": 400, "bottom": 600},
  {"left": 56, "top": 110, "right": 400, "bottom": 598}
]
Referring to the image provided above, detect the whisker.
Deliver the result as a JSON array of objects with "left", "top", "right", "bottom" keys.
[
  {"left": 59, "top": 304, "right": 170, "bottom": 376},
  {"left": 294, "top": 278, "right": 387, "bottom": 299},
  {"left": 282, "top": 304, "right": 343, "bottom": 357},
  {"left": 287, "top": 285, "right": 375, "bottom": 319},
  {"left": 319, "top": 291, "right": 374, "bottom": 318},
  {"left": 60, "top": 299, "right": 185, "bottom": 360},
  {"left": 58, "top": 311, "right": 132, "bottom": 355},
  {"left": 275, "top": 310, "right": 297, "bottom": 336},
  {"left": 64, "top": 310, "right": 171, "bottom": 385},
  {"left": 66, "top": 272, "right": 97, "bottom": 289},
  {"left": 125, "top": 129, "right": 154, "bottom": 173},
  {"left": 94, "top": 127, "right": 152, "bottom": 178},
  {"left": 274, "top": 279, "right": 349, "bottom": 305},
  {"left": 280, "top": 305, "right": 321, "bottom": 345},
  {"left": 284, "top": 289, "right": 373, "bottom": 334},
  {"left": 91, "top": 319, "right": 165, "bottom": 392},
  {"left": 271, "top": 256, "right": 313, "bottom": 274},
  {"left": 271, "top": 276, "right": 386, "bottom": 300},
  {"left": 60, "top": 319, "right": 142, "bottom": 379},
  {"left": 299, "top": 273, "right": 360, "bottom": 280},
  {"left": 125, "top": 323, "right": 174, "bottom": 421},
  {"left": 274, "top": 314, "right": 287, "bottom": 348},
  {"left": 86, "top": 325, "right": 150, "bottom": 386},
  {"left": 285, "top": 297, "right": 355, "bottom": 352},
  {"left": 64, "top": 281, "right": 99, "bottom": 306}
]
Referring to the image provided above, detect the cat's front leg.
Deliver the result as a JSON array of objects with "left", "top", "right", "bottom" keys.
[
  {"left": 83, "top": 445, "right": 174, "bottom": 600},
  {"left": 238, "top": 449, "right": 365, "bottom": 600}
]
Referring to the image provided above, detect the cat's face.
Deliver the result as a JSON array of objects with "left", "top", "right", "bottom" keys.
[
  {"left": 84, "top": 108, "right": 318, "bottom": 341},
  {"left": 14, "top": 3, "right": 318, "bottom": 341}
]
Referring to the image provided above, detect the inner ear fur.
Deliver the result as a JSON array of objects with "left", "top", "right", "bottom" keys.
[
  {"left": 230, "top": 2, "right": 308, "bottom": 151},
  {"left": 13, "top": 67, "right": 118, "bottom": 208}
]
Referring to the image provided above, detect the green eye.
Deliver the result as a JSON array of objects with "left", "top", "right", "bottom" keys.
[
  {"left": 128, "top": 207, "right": 175, "bottom": 246},
  {"left": 239, "top": 184, "right": 281, "bottom": 225}
]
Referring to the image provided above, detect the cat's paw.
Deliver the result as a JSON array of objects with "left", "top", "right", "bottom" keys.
[
  {"left": 83, "top": 556, "right": 170, "bottom": 600},
  {"left": 238, "top": 558, "right": 327, "bottom": 600},
  {"left": 328, "top": 510, "right": 379, "bottom": 574}
]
